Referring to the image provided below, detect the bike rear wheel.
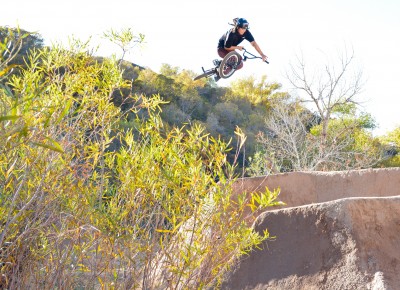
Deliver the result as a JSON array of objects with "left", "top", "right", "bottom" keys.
[
  {"left": 218, "top": 51, "right": 241, "bottom": 79},
  {"left": 194, "top": 72, "right": 211, "bottom": 80},
  {"left": 193, "top": 69, "right": 216, "bottom": 81}
]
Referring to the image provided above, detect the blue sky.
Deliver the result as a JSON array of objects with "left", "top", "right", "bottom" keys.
[{"left": 2, "top": 0, "right": 400, "bottom": 135}]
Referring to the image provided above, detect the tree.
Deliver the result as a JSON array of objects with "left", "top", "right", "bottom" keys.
[
  {"left": 377, "top": 127, "right": 400, "bottom": 167},
  {"left": 103, "top": 27, "right": 145, "bottom": 66},
  {"left": 249, "top": 48, "right": 383, "bottom": 172},
  {"left": 254, "top": 101, "right": 321, "bottom": 172},
  {"left": 226, "top": 75, "right": 287, "bottom": 107},
  {"left": 286, "top": 48, "right": 364, "bottom": 145},
  {"left": 134, "top": 68, "right": 179, "bottom": 101},
  {"left": 253, "top": 98, "right": 382, "bottom": 172}
]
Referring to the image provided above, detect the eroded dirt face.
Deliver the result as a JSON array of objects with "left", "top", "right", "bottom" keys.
[{"left": 222, "top": 168, "right": 400, "bottom": 289}]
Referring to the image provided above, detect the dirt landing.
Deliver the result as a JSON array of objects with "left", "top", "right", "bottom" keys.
[
  {"left": 221, "top": 168, "right": 400, "bottom": 290},
  {"left": 232, "top": 168, "right": 400, "bottom": 209}
]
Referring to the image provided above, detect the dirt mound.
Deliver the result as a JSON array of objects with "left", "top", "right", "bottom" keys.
[
  {"left": 232, "top": 168, "right": 400, "bottom": 209},
  {"left": 221, "top": 168, "right": 400, "bottom": 289}
]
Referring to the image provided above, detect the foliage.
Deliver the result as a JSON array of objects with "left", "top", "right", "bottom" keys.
[
  {"left": 377, "top": 127, "right": 400, "bottom": 167},
  {"left": 250, "top": 49, "right": 384, "bottom": 173},
  {"left": 0, "top": 32, "right": 281, "bottom": 289},
  {"left": 252, "top": 98, "right": 382, "bottom": 172},
  {"left": 227, "top": 75, "right": 288, "bottom": 107},
  {"left": 246, "top": 150, "right": 280, "bottom": 176},
  {"left": 131, "top": 69, "right": 286, "bottom": 171},
  {"left": 287, "top": 49, "right": 365, "bottom": 141},
  {"left": 380, "top": 127, "right": 400, "bottom": 147},
  {"left": 103, "top": 27, "right": 145, "bottom": 65},
  {"left": 0, "top": 26, "right": 44, "bottom": 82}
]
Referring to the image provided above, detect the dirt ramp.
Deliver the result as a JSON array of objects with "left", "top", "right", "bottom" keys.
[
  {"left": 221, "top": 196, "right": 400, "bottom": 290},
  {"left": 232, "top": 168, "right": 400, "bottom": 209}
]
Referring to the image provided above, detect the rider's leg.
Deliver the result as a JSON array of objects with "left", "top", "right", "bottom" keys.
[
  {"left": 217, "top": 48, "right": 229, "bottom": 58},
  {"left": 215, "top": 48, "right": 228, "bottom": 76},
  {"left": 213, "top": 48, "right": 228, "bottom": 80}
]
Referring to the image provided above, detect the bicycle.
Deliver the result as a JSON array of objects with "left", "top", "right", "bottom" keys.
[{"left": 193, "top": 48, "right": 269, "bottom": 81}]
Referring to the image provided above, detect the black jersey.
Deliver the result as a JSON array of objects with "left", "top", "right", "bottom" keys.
[{"left": 218, "top": 29, "right": 255, "bottom": 49}]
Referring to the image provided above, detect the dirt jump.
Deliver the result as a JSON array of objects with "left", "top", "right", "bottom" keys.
[{"left": 221, "top": 168, "right": 400, "bottom": 290}]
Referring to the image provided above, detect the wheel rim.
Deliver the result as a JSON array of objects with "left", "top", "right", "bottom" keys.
[{"left": 219, "top": 53, "right": 240, "bottom": 78}]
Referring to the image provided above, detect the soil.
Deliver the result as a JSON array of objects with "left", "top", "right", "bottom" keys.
[{"left": 220, "top": 168, "right": 400, "bottom": 290}]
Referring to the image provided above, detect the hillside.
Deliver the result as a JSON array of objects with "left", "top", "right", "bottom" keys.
[{"left": 221, "top": 168, "right": 400, "bottom": 289}]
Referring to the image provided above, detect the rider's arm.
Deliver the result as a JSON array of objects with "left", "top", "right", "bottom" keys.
[{"left": 250, "top": 41, "right": 268, "bottom": 62}]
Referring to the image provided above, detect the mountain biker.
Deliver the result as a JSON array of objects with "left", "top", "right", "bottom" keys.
[{"left": 214, "top": 18, "right": 268, "bottom": 81}]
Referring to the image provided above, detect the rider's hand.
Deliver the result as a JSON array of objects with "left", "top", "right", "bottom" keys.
[
  {"left": 237, "top": 46, "right": 243, "bottom": 51},
  {"left": 261, "top": 54, "right": 268, "bottom": 62}
]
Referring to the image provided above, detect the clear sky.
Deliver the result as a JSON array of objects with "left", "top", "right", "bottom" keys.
[{"left": 2, "top": 0, "right": 400, "bottom": 135}]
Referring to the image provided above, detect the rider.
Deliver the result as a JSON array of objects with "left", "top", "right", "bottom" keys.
[{"left": 215, "top": 18, "right": 268, "bottom": 81}]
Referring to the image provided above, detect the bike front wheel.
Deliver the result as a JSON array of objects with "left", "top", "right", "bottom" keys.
[{"left": 218, "top": 51, "right": 241, "bottom": 79}]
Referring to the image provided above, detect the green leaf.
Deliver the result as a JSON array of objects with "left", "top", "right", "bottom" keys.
[
  {"left": 56, "top": 99, "right": 73, "bottom": 123},
  {"left": 155, "top": 228, "right": 172, "bottom": 233},
  {"left": 0, "top": 115, "right": 20, "bottom": 122},
  {"left": 0, "top": 83, "right": 14, "bottom": 97},
  {"left": 31, "top": 137, "right": 64, "bottom": 153}
]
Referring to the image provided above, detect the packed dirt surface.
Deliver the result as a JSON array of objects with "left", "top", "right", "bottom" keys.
[{"left": 221, "top": 168, "right": 400, "bottom": 290}]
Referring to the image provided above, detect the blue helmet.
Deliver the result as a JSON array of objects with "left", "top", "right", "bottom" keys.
[{"left": 236, "top": 18, "right": 249, "bottom": 29}]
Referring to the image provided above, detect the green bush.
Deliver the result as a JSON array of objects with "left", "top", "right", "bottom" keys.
[{"left": 0, "top": 34, "right": 280, "bottom": 289}]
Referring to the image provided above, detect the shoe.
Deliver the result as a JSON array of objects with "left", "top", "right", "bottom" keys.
[{"left": 213, "top": 59, "right": 221, "bottom": 66}]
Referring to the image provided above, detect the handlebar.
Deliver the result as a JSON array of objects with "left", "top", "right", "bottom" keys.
[{"left": 242, "top": 48, "right": 269, "bottom": 64}]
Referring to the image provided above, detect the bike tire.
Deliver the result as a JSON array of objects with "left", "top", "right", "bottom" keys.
[
  {"left": 193, "top": 72, "right": 211, "bottom": 80},
  {"left": 219, "top": 51, "right": 241, "bottom": 79},
  {"left": 193, "top": 68, "right": 216, "bottom": 81}
]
